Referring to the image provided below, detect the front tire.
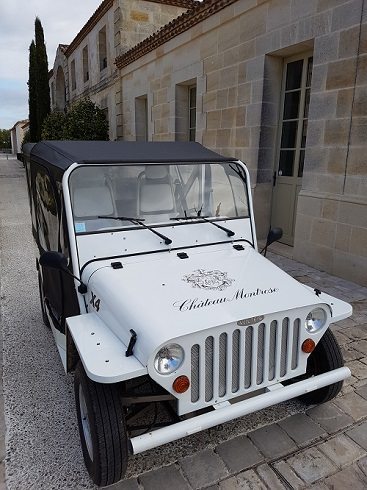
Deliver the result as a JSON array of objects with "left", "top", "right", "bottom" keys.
[
  {"left": 300, "top": 329, "right": 344, "bottom": 404},
  {"left": 74, "top": 362, "right": 129, "bottom": 486}
]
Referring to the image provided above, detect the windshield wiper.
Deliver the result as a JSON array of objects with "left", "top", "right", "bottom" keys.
[
  {"left": 97, "top": 216, "right": 172, "bottom": 245},
  {"left": 171, "top": 216, "right": 235, "bottom": 237}
]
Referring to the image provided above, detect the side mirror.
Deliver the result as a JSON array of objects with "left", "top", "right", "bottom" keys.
[
  {"left": 261, "top": 227, "right": 283, "bottom": 256},
  {"left": 266, "top": 227, "right": 283, "bottom": 247},
  {"left": 39, "top": 251, "right": 68, "bottom": 271}
]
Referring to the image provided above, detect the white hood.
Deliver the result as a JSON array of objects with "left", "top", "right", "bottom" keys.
[{"left": 82, "top": 243, "right": 328, "bottom": 364}]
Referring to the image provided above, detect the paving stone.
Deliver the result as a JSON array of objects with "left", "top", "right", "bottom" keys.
[
  {"left": 278, "top": 413, "right": 326, "bottom": 446},
  {"left": 324, "top": 465, "right": 367, "bottom": 490},
  {"left": 216, "top": 435, "right": 263, "bottom": 474},
  {"left": 114, "top": 478, "right": 140, "bottom": 490},
  {"left": 180, "top": 449, "right": 228, "bottom": 489},
  {"left": 308, "top": 483, "right": 329, "bottom": 490},
  {"left": 307, "top": 401, "right": 353, "bottom": 433},
  {"left": 318, "top": 434, "right": 365, "bottom": 468},
  {"left": 236, "top": 469, "right": 267, "bottom": 489},
  {"left": 357, "top": 455, "right": 367, "bottom": 477},
  {"left": 256, "top": 464, "right": 286, "bottom": 489},
  {"left": 348, "top": 360, "right": 367, "bottom": 380},
  {"left": 273, "top": 460, "right": 304, "bottom": 489},
  {"left": 218, "top": 477, "right": 237, "bottom": 489},
  {"left": 350, "top": 341, "right": 367, "bottom": 356},
  {"left": 286, "top": 447, "right": 337, "bottom": 484},
  {"left": 139, "top": 464, "right": 190, "bottom": 490},
  {"left": 248, "top": 423, "right": 297, "bottom": 459},
  {"left": 356, "top": 383, "right": 367, "bottom": 400},
  {"left": 341, "top": 344, "right": 363, "bottom": 362},
  {"left": 347, "top": 421, "right": 367, "bottom": 451},
  {"left": 348, "top": 325, "right": 367, "bottom": 340},
  {"left": 334, "top": 392, "right": 367, "bottom": 421}
]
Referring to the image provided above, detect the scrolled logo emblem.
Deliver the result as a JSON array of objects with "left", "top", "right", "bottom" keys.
[{"left": 182, "top": 269, "right": 234, "bottom": 291}]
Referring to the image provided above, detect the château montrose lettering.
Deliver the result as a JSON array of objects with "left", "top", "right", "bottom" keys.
[{"left": 173, "top": 287, "right": 279, "bottom": 312}]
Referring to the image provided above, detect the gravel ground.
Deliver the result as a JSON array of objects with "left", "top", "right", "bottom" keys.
[{"left": 0, "top": 157, "right": 336, "bottom": 489}]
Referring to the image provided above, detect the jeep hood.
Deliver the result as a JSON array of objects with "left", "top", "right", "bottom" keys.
[{"left": 82, "top": 243, "right": 339, "bottom": 365}]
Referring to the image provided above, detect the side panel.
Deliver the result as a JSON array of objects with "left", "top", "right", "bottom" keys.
[{"left": 67, "top": 313, "right": 147, "bottom": 383}]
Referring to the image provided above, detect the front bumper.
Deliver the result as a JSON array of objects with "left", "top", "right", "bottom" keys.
[{"left": 130, "top": 366, "right": 350, "bottom": 454}]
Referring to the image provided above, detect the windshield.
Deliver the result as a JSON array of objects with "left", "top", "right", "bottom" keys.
[{"left": 69, "top": 162, "right": 249, "bottom": 234}]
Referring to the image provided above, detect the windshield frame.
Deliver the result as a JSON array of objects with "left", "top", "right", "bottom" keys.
[{"left": 67, "top": 161, "right": 251, "bottom": 236}]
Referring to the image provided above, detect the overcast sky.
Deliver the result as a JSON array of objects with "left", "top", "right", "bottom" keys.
[{"left": 0, "top": 0, "right": 102, "bottom": 129}]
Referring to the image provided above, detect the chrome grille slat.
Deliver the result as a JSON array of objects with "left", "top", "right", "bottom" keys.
[
  {"left": 244, "top": 327, "right": 252, "bottom": 388},
  {"left": 190, "top": 316, "right": 302, "bottom": 405},
  {"left": 232, "top": 329, "right": 240, "bottom": 393},
  {"left": 292, "top": 319, "right": 300, "bottom": 370}
]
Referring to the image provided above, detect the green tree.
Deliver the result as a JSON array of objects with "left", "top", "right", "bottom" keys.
[
  {"left": 21, "top": 129, "right": 31, "bottom": 152},
  {"left": 35, "top": 17, "right": 50, "bottom": 140},
  {"left": 27, "top": 18, "right": 50, "bottom": 142},
  {"left": 0, "top": 129, "right": 11, "bottom": 149},
  {"left": 41, "top": 98, "right": 109, "bottom": 141},
  {"left": 28, "top": 40, "right": 38, "bottom": 142},
  {"left": 41, "top": 111, "right": 67, "bottom": 140}
]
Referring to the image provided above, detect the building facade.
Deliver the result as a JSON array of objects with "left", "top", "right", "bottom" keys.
[
  {"left": 10, "top": 120, "right": 29, "bottom": 156},
  {"left": 50, "top": 0, "right": 367, "bottom": 286},
  {"left": 49, "top": 0, "right": 193, "bottom": 140}
]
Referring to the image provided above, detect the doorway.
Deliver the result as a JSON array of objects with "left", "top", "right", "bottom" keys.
[{"left": 271, "top": 52, "right": 313, "bottom": 245}]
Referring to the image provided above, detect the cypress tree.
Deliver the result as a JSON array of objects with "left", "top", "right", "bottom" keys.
[
  {"left": 28, "top": 40, "right": 38, "bottom": 142},
  {"left": 34, "top": 17, "right": 50, "bottom": 141}
]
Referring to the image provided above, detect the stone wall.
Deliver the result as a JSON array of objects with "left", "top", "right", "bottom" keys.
[
  {"left": 118, "top": 0, "right": 367, "bottom": 285},
  {"left": 293, "top": 0, "right": 367, "bottom": 285}
]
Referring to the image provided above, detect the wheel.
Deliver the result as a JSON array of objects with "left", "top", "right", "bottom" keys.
[
  {"left": 74, "top": 362, "right": 129, "bottom": 486},
  {"left": 38, "top": 272, "right": 50, "bottom": 328},
  {"left": 300, "top": 329, "right": 344, "bottom": 404}
]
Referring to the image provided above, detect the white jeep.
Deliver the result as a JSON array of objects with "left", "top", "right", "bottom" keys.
[{"left": 24, "top": 141, "right": 351, "bottom": 487}]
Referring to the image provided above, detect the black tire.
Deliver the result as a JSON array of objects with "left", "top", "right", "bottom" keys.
[
  {"left": 74, "top": 362, "right": 129, "bottom": 487},
  {"left": 300, "top": 329, "right": 344, "bottom": 404},
  {"left": 38, "top": 272, "right": 50, "bottom": 328}
]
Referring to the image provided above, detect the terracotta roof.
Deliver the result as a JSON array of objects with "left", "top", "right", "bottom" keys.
[
  {"left": 59, "top": 44, "right": 69, "bottom": 53},
  {"left": 64, "top": 0, "right": 114, "bottom": 57},
  {"left": 145, "top": 0, "right": 197, "bottom": 7},
  {"left": 115, "top": 0, "right": 237, "bottom": 69}
]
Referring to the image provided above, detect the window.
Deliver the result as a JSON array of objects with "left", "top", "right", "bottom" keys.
[
  {"left": 83, "top": 46, "right": 89, "bottom": 82},
  {"left": 71, "top": 60, "right": 76, "bottom": 91},
  {"left": 175, "top": 81, "right": 197, "bottom": 141},
  {"left": 277, "top": 54, "right": 313, "bottom": 178},
  {"left": 99, "top": 26, "right": 107, "bottom": 71},
  {"left": 188, "top": 85, "right": 197, "bottom": 141},
  {"left": 135, "top": 96, "right": 148, "bottom": 141}
]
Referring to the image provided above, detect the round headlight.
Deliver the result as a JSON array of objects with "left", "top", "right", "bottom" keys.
[
  {"left": 305, "top": 308, "right": 327, "bottom": 333},
  {"left": 154, "top": 344, "right": 184, "bottom": 375}
]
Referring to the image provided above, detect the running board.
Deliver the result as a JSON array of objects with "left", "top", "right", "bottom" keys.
[{"left": 130, "top": 367, "right": 350, "bottom": 454}]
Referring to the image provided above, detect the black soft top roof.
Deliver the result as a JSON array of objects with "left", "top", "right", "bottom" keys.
[{"left": 23, "top": 141, "right": 232, "bottom": 171}]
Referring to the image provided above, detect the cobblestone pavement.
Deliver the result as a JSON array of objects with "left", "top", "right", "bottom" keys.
[{"left": 1, "top": 156, "right": 367, "bottom": 489}]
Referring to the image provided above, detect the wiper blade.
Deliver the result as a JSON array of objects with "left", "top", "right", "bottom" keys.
[
  {"left": 97, "top": 216, "right": 172, "bottom": 245},
  {"left": 171, "top": 216, "right": 235, "bottom": 237}
]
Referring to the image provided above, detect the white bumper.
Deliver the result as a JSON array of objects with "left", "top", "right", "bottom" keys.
[{"left": 130, "top": 366, "right": 350, "bottom": 454}]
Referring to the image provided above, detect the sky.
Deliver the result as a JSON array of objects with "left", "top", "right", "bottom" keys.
[{"left": 0, "top": 0, "right": 102, "bottom": 129}]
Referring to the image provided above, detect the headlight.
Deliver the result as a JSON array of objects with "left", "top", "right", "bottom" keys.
[
  {"left": 305, "top": 308, "right": 327, "bottom": 333},
  {"left": 154, "top": 344, "right": 184, "bottom": 375}
]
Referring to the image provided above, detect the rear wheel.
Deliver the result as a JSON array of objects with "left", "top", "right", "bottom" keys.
[
  {"left": 74, "top": 362, "right": 129, "bottom": 486},
  {"left": 300, "top": 329, "right": 344, "bottom": 404}
]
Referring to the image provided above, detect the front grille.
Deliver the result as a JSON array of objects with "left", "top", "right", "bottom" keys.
[{"left": 190, "top": 318, "right": 301, "bottom": 404}]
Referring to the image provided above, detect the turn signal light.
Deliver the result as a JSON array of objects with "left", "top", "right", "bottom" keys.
[
  {"left": 302, "top": 338, "right": 316, "bottom": 353},
  {"left": 172, "top": 375, "right": 190, "bottom": 394}
]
